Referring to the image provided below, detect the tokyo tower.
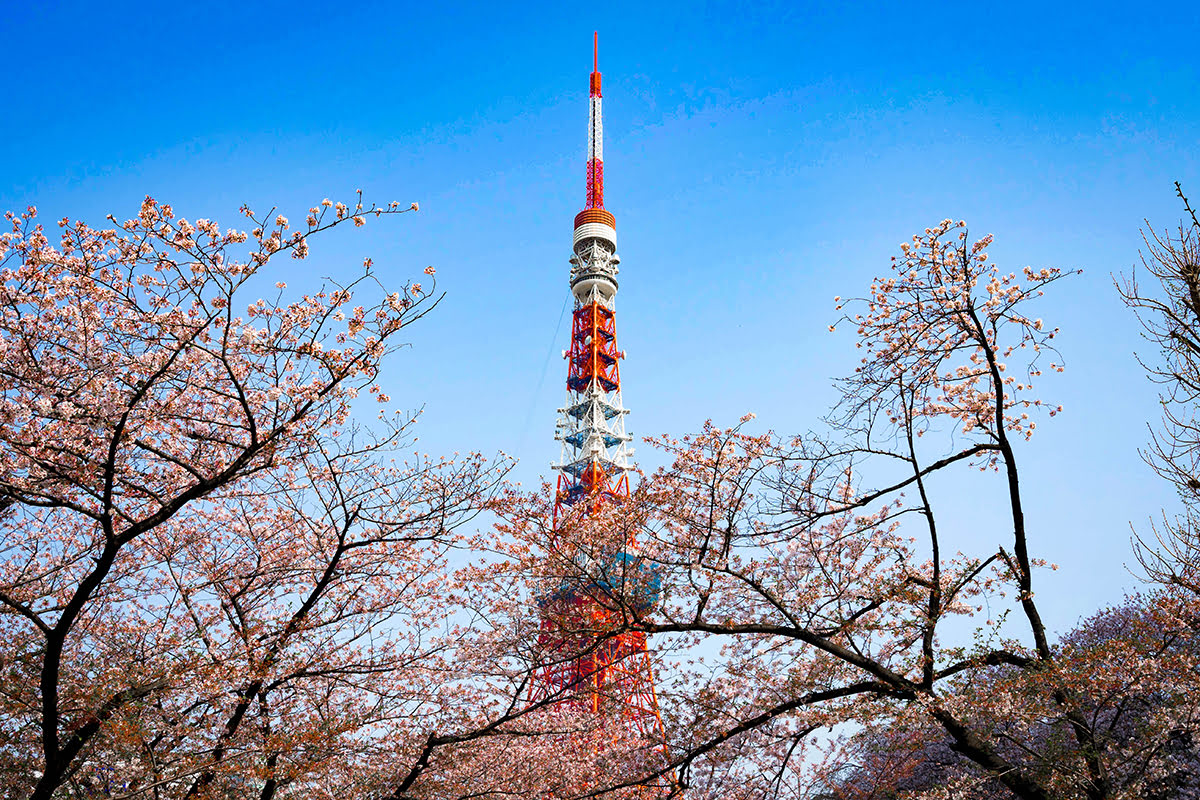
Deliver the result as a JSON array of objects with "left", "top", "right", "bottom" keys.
[{"left": 528, "top": 32, "right": 671, "bottom": 794}]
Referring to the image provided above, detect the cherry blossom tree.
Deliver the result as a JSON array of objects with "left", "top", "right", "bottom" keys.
[
  {"left": 825, "top": 598, "right": 1200, "bottom": 800},
  {"left": 0, "top": 196, "right": 513, "bottom": 799},
  {"left": 796, "top": 187, "right": 1200, "bottom": 800},
  {"left": 487, "top": 219, "right": 1200, "bottom": 800},
  {"left": 1123, "top": 184, "right": 1200, "bottom": 600}
]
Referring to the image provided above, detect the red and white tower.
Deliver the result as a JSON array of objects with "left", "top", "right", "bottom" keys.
[
  {"left": 529, "top": 34, "right": 670, "bottom": 792},
  {"left": 555, "top": 33, "right": 631, "bottom": 514}
]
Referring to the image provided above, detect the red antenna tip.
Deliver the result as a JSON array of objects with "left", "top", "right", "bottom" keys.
[{"left": 593, "top": 32, "right": 598, "bottom": 73}]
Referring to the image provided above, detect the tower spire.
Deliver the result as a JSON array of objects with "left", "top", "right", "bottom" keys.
[{"left": 586, "top": 32, "right": 604, "bottom": 209}]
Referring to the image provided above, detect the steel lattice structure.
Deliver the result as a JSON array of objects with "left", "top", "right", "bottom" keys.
[{"left": 528, "top": 34, "right": 671, "bottom": 793}]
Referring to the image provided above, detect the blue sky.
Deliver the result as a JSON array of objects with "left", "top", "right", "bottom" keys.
[{"left": 5, "top": 0, "right": 1200, "bottom": 634}]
